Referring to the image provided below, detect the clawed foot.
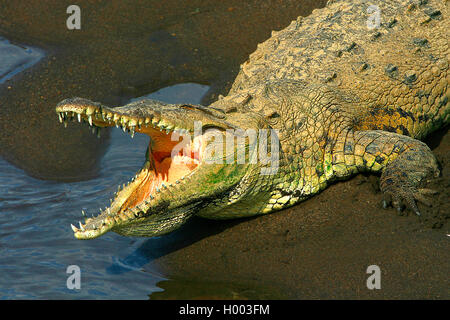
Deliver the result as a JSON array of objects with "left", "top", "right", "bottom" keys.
[
  {"left": 381, "top": 187, "right": 438, "bottom": 216},
  {"left": 379, "top": 145, "right": 440, "bottom": 216}
]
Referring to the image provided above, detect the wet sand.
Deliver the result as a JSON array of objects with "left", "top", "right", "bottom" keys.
[{"left": 0, "top": 1, "right": 448, "bottom": 299}]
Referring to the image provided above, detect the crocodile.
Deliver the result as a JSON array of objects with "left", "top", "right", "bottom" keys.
[{"left": 56, "top": 0, "right": 448, "bottom": 239}]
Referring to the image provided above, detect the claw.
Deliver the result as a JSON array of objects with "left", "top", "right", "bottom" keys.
[
  {"left": 413, "top": 193, "right": 432, "bottom": 207},
  {"left": 381, "top": 184, "right": 436, "bottom": 216},
  {"left": 382, "top": 193, "right": 392, "bottom": 209},
  {"left": 392, "top": 194, "right": 403, "bottom": 212},
  {"left": 417, "top": 188, "right": 438, "bottom": 195}
]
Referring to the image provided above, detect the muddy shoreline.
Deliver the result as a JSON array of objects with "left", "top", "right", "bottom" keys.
[{"left": 0, "top": 1, "right": 448, "bottom": 299}]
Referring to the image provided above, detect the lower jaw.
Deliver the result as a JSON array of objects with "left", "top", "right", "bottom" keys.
[
  {"left": 112, "top": 209, "right": 194, "bottom": 237},
  {"left": 74, "top": 134, "right": 203, "bottom": 237}
]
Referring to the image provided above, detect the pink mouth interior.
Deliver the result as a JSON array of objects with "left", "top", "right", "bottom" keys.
[{"left": 117, "top": 134, "right": 203, "bottom": 213}]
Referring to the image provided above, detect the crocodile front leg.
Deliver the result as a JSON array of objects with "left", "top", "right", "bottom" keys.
[{"left": 334, "top": 130, "right": 440, "bottom": 215}]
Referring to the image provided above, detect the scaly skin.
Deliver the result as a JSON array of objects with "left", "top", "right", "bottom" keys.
[{"left": 56, "top": 0, "right": 448, "bottom": 239}]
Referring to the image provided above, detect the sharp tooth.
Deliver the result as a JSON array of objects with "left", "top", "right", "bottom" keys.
[
  {"left": 150, "top": 195, "right": 154, "bottom": 200},
  {"left": 122, "top": 126, "right": 127, "bottom": 133},
  {"left": 156, "top": 187, "right": 160, "bottom": 193},
  {"left": 58, "top": 114, "right": 63, "bottom": 123},
  {"left": 79, "top": 221, "right": 85, "bottom": 231},
  {"left": 88, "top": 115, "right": 93, "bottom": 126},
  {"left": 77, "top": 113, "right": 81, "bottom": 122},
  {"left": 71, "top": 224, "right": 79, "bottom": 232},
  {"left": 81, "top": 210, "right": 86, "bottom": 216}
]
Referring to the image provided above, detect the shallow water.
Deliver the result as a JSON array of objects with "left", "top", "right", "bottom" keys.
[
  {"left": 0, "top": 37, "right": 44, "bottom": 84},
  {"left": 0, "top": 83, "right": 210, "bottom": 299}
]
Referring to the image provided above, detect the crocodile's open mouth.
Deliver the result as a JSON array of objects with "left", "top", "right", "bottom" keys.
[{"left": 56, "top": 98, "right": 212, "bottom": 239}]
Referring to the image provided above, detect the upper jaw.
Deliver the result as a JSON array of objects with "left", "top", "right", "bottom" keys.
[{"left": 56, "top": 97, "right": 234, "bottom": 136}]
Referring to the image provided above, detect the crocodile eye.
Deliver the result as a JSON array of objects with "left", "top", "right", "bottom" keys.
[{"left": 267, "top": 111, "right": 280, "bottom": 119}]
